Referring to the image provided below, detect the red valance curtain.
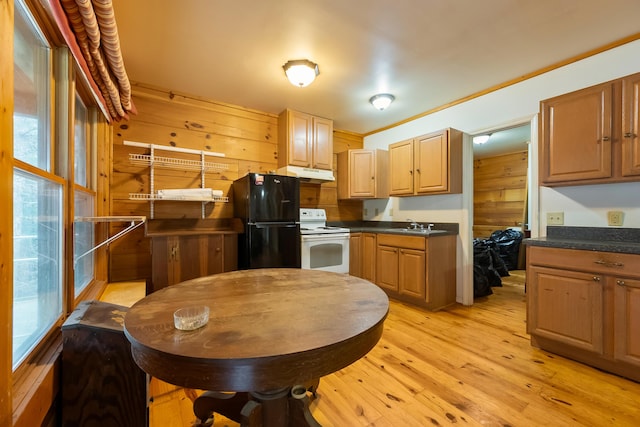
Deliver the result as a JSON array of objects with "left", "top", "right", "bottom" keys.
[{"left": 49, "top": 0, "right": 135, "bottom": 121}]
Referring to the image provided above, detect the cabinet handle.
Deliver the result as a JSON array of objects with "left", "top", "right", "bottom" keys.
[
  {"left": 594, "top": 259, "right": 624, "bottom": 268},
  {"left": 416, "top": 168, "right": 421, "bottom": 173},
  {"left": 592, "top": 276, "right": 601, "bottom": 282},
  {"left": 171, "top": 245, "right": 179, "bottom": 260},
  {"left": 617, "top": 280, "right": 640, "bottom": 288},
  {"left": 409, "top": 170, "right": 413, "bottom": 175},
  {"left": 371, "top": 176, "right": 375, "bottom": 180},
  {"left": 602, "top": 136, "right": 610, "bottom": 142},
  {"left": 624, "top": 132, "right": 636, "bottom": 138}
]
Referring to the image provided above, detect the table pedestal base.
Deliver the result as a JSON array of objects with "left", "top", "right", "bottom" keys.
[{"left": 192, "top": 379, "right": 321, "bottom": 427}]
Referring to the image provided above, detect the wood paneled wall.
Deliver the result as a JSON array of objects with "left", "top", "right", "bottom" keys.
[
  {"left": 109, "top": 84, "right": 363, "bottom": 281},
  {"left": 473, "top": 151, "right": 528, "bottom": 239}
]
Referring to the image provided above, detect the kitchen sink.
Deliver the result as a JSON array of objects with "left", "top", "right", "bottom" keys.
[{"left": 382, "top": 228, "right": 447, "bottom": 235}]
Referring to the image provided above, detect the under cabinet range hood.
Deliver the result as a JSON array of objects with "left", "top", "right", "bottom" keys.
[{"left": 276, "top": 165, "right": 335, "bottom": 183}]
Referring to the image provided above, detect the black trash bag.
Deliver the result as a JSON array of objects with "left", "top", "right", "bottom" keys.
[
  {"left": 489, "top": 242, "right": 510, "bottom": 277},
  {"left": 473, "top": 239, "right": 503, "bottom": 298},
  {"left": 473, "top": 264, "right": 493, "bottom": 298},
  {"left": 489, "top": 229, "right": 524, "bottom": 271}
]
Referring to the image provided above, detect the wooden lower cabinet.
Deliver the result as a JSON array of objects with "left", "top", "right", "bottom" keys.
[
  {"left": 527, "top": 265, "right": 604, "bottom": 354},
  {"left": 398, "top": 248, "right": 426, "bottom": 299},
  {"left": 150, "top": 233, "right": 237, "bottom": 293},
  {"left": 614, "top": 277, "right": 640, "bottom": 366},
  {"left": 375, "top": 233, "right": 456, "bottom": 311},
  {"left": 349, "top": 233, "right": 362, "bottom": 277},
  {"left": 527, "top": 246, "right": 640, "bottom": 382},
  {"left": 376, "top": 244, "right": 400, "bottom": 292},
  {"left": 349, "top": 232, "right": 377, "bottom": 283},
  {"left": 362, "top": 233, "right": 377, "bottom": 283}
]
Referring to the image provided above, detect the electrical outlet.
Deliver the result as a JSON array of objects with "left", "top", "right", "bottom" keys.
[
  {"left": 389, "top": 208, "right": 393, "bottom": 216},
  {"left": 375, "top": 208, "right": 379, "bottom": 216},
  {"left": 607, "top": 210, "right": 624, "bottom": 226},
  {"left": 547, "top": 212, "right": 564, "bottom": 225},
  {"left": 364, "top": 208, "right": 368, "bottom": 216}
]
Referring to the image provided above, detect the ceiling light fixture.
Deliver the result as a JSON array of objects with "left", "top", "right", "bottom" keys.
[
  {"left": 473, "top": 134, "right": 491, "bottom": 144},
  {"left": 369, "top": 93, "right": 395, "bottom": 111},
  {"left": 283, "top": 59, "right": 319, "bottom": 87}
]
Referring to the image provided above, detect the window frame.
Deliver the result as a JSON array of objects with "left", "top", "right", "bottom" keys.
[{"left": 9, "top": 1, "right": 109, "bottom": 421}]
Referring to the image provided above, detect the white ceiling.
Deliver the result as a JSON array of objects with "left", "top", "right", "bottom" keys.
[
  {"left": 472, "top": 124, "right": 531, "bottom": 159},
  {"left": 112, "top": 0, "right": 640, "bottom": 136}
]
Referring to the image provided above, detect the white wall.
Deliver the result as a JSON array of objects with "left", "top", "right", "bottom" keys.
[{"left": 364, "top": 39, "right": 640, "bottom": 306}]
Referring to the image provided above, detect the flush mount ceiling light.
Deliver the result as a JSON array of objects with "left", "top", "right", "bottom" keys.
[
  {"left": 369, "top": 93, "right": 395, "bottom": 111},
  {"left": 473, "top": 134, "right": 491, "bottom": 144},
  {"left": 283, "top": 59, "right": 319, "bottom": 87}
]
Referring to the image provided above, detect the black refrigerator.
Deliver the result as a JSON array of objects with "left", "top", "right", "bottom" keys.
[{"left": 233, "top": 173, "right": 301, "bottom": 269}]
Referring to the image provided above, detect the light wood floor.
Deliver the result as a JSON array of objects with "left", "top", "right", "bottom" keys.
[{"left": 102, "top": 272, "right": 640, "bottom": 426}]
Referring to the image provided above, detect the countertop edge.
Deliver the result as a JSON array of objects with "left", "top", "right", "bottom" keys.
[{"left": 524, "top": 237, "right": 640, "bottom": 255}]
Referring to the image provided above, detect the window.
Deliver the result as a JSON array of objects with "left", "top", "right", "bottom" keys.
[
  {"left": 73, "top": 94, "right": 95, "bottom": 296},
  {"left": 12, "top": 171, "right": 63, "bottom": 368},
  {"left": 13, "top": 0, "right": 63, "bottom": 369},
  {"left": 12, "top": 0, "right": 104, "bottom": 371}
]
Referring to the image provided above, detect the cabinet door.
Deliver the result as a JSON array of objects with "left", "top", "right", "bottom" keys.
[
  {"left": 376, "top": 245, "right": 398, "bottom": 292},
  {"left": 614, "top": 278, "right": 640, "bottom": 367},
  {"left": 389, "top": 139, "right": 414, "bottom": 195},
  {"left": 349, "top": 233, "right": 362, "bottom": 278},
  {"left": 175, "top": 235, "right": 209, "bottom": 283},
  {"left": 151, "top": 236, "right": 174, "bottom": 292},
  {"left": 349, "top": 150, "right": 375, "bottom": 197},
  {"left": 312, "top": 117, "right": 333, "bottom": 170},
  {"left": 287, "top": 110, "right": 312, "bottom": 167},
  {"left": 622, "top": 73, "right": 640, "bottom": 177},
  {"left": 540, "top": 82, "right": 613, "bottom": 184},
  {"left": 223, "top": 234, "right": 238, "bottom": 272},
  {"left": 415, "top": 131, "right": 448, "bottom": 193},
  {"left": 528, "top": 265, "right": 604, "bottom": 354},
  {"left": 362, "top": 233, "right": 377, "bottom": 283},
  {"left": 398, "top": 248, "right": 426, "bottom": 299}
]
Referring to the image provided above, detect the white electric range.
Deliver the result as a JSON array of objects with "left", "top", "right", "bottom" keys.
[{"left": 299, "top": 208, "right": 350, "bottom": 273}]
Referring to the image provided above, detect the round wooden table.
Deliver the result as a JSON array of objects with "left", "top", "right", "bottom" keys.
[{"left": 124, "top": 268, "right": 389, "bottom": 426}]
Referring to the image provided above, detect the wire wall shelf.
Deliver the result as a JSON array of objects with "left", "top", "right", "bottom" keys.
[
  {"left": 128, "top": 153, "right": 229, "bottom": 172},
  {"left": 128, "top": 193, "right": 229, "bottom": 203},
  {"left": 124, "top": 141, "right": 229, "bottom": 219}
]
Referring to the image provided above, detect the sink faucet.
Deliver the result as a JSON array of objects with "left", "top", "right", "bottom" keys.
[
  {"left": 427, "top": 223, "right": 434, "bottom": 232},
  {"left": 407, "top": 218, "right": 419, "bottom": 229}
]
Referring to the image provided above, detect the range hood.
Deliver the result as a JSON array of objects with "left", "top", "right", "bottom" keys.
[{"left": 276, "top": 165, "right": 335, "bottom": 183}]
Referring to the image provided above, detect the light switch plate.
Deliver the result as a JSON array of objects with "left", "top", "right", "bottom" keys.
[
  {"left": 547, "top": 212, "right": 564, "bottom": 225},
  {"left": 607, "top": 211, "right": 624, "bottom": 226}
]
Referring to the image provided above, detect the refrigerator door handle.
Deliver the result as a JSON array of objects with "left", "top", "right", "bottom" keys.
[{"left": 250, "top": 222, "right": 299, "bottom": 228}]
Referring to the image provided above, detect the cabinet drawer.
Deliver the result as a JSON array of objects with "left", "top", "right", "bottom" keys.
[
  {"left": 377, "top": 233, "right": 425, "bottom": 250},
  {"left": 528, "top": 246, "right": 640, "bottom": 277}
]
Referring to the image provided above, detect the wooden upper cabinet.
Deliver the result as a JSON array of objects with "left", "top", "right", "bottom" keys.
[
  {"left": 540, "top": 81, "right": 614, "bottom": 184},
  {"left": 539, "top": 71, "right": 640, "bottom": 186},
  {"left": 389, "top": 139, "right": 414, "bottom": 195},
  {"left": 622, "top": 73, "right": 640, "bottom": 177},
  {"left": 278, "top": 109, "right": 333, "bottom": 170},
  {"left": 337, "top": 149, "right": 389, "bottom": 199},
  {"left": 389, "top": 128, "right": 462, "bottom": 196},
  {"left": 415, "top": 131, "right": 448, "bottom": 193},
  {"left": 312, "top": 116, "right": 333, "bottom": 170}
]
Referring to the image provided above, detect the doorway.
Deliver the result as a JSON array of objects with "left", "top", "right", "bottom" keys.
[{"left": 470, "top": 123, "right": 531, "bottom": 301}]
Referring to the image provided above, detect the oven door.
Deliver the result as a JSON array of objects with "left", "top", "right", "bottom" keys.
[{"left": 301, "top": 233, "right": 350, "bottom": 274}]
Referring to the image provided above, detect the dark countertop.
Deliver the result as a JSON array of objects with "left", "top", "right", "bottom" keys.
[
  {"left": 327, "top": 220, "right": 459, "bottom": 238},
  {"left": 524, "top": 226, "right": 640, "bottom": 255}
]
